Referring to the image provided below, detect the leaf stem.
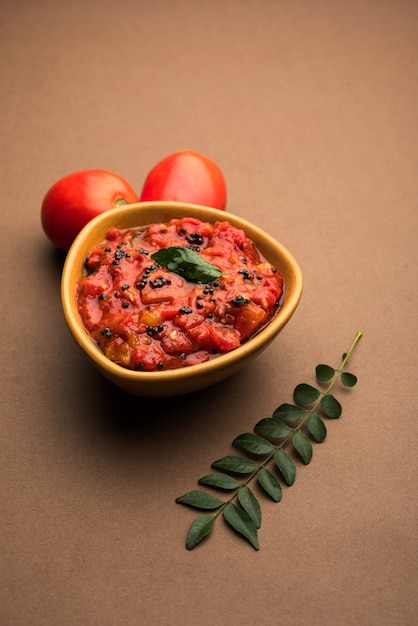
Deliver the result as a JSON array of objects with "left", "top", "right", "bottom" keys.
[
  {"left": 342, "top": 330, "right": 363, "bottom": 367},
  {"left": 315, "top": 329, "right": 362, "bottom": 404}
]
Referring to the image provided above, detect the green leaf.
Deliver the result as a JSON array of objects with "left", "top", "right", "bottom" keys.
[
  {"left": 233, "top": 432, "right": 274, "bottom": 455},
  {"left": 255, "top": 417, "right": 291, "bottom": 439},
  {"left": 292, "top": 431, "right": 313, "bottom": 464},
  {"left": 223, "top": 503, "right": 259, "bottom": 550},
  {"left": 211, "top": 455, "right": 258, "bottom": 474},
  {"left": 257, "top": 468, "right": 282, "bottom": 502},
  {"left": 151, "top": 246, "right": 222, "bottom": 284},
  {"left": 321, "top": 394, "right": 342, "bottom": 419},
  {"left": 316, "top": 364, "right": 335, "bottom": 382},
  {"left": 198, "top": 473, "right": 241, "bottom": 491},
  {"left": 306, "top": 413, "right": 327, "bottom": 443},
  {"left": 341, "top": 372, "right": 357, "bottom": 387},
  {"left": 237, "top": 486, "right": 261, "bottom": 528},
  {"left": 294, "top": 383, "right": 321, "bottom": 405},
  {"left": 272, "top": 403, "right": 307, "bottom": 423},
  {"left": 175, "top": 490, "right": 223, "bottom": 510},
  {"left": 185, "top": 514, "right": 215, "bottom": 550},
  {"left": 177, "top": 331, "right": 363, "bottom": 551},
  {"left": 274, "top": 449, "right": 296, "bottom": 486}
]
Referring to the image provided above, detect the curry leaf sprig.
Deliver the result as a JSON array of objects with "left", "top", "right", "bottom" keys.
[{"left": 176, "top": 330, "right": 362, "bottom": 550}]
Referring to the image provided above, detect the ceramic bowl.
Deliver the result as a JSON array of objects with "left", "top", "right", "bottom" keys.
[{"left": 61, "top": 201, "right": 303, "bottom": 396}]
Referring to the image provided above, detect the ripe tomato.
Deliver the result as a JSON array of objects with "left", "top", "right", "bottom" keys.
[
  {"left": 139, "top": 150, "right": 227, "bottom": 211},
  {"left": 41, "top": 169, "right": 139, "bottom": 251}
]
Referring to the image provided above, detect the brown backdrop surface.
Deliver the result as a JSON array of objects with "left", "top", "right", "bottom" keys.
[{"left": 1, "top": 1, "right": 417, "bottom": 624}]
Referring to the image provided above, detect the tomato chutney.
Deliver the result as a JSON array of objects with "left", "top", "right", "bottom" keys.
[{"left": 76, "top": 217, "right": 284, "bottom": 371}]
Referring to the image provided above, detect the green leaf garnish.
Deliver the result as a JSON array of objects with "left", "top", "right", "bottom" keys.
[
  {"left": 175, "top": 490, "right": 223, "bottom": 510},
  {"left": 255, "top": 417, "right": 291, "bottom": 439},
  {"left": 257, "top": 468, "right": 282, "bottom": 502},
  {"left": 274, "top": 449, "right": 297, "bottom": 485},
  {"left": 151, "top": 246, "right": 222, "bottom": 283},
  {"left": 292, "top": 431, "right": 313, "bottom": 465},
  {"left": 341, "top": 372, "right": 357, "bottom": 387},
  {"left": 294, "top": 383, "right": 321, "bottom": 405},
  {"left": 198, "top": 473, "right": 241, "bottom": 491},
  {"left": 185, "top": 515, "right": 215, "bottom": 550},
  {"left": 232, "top": 432, "right": 275, "bottom": 456},
  {"left": 320, "top": 394, "right": 342, "bottom": 419},
  {"left": 176, "top": 330, "right": 362, "bottom": 550},
  {"left": 306, "top": 413, "right": 327, "bottom": 443},
  {"left": 272, "top": 403, "right": 307, "bottom": 422},
  {"left": 211, "top": 455, "right": 258, "bottom": 474},
  {"left": 237, "top": 486, "right": 262, "bottom": 528},
  {"left": 315, "top": 364, "right": 335, "bottom": 382},
  {"left": 223, "top": 503, "right": 259, "bottom": 550}
]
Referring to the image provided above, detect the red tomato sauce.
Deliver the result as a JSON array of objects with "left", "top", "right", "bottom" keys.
[{"left": 76, "top": 217, "right": 284, "bottom": 371}]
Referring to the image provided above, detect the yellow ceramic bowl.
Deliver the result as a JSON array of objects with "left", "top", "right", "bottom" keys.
[{"left": 61, "top": 201, "right": 303, "bottom": 396}]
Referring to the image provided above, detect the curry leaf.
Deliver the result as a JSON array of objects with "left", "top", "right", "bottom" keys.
[
  {"left": 257, "top": 468, "right": 282, "bottom": 502},
  {"left": 211, "top": 455, "right": 258, "bottom": 474},
  {"left": 151, "top": 246, "right": 222, "bottom": 284},
  {"left": 342, "top": 372, "right": 357, "bottom": 387},
  {"left": 237, "top": 486, "right": 262, "bottom": 528},
  {"left": 233, "top": 432, "right": 274, "bottom": 455},
  {"left": 272, "top": 403, "right": 307, "bottom": 423},
  {"left": 185, "top": 515, "right": 215, "bottom": 550},
  {"left": 292, "top": 431, "right": 313, "bottom": 464},
  {"left": 321, "top": 394, "right": 342, "bottom": 419},
  {"left": 255, "top": 417, "right": 292, "bottom": 439},
  {"left": 306, "top": 413, "right": 327, "bottom": 443},
  {"left": 274, "top": 449, "right": 297, "bottom": 485},
  {"left": 198, "top": 473, "right": 241, "bottom": 490},
  {"left": 294, "top": 383, "right": 321, "bottom": 405},
  {"left": 223, "top": 503, "right": 259, "bottom": 550},
  {"left": 316, "top": 364, "right": 335, "bottom": 382},
  {"left": 175, "top": 490, "right": 223, "bottom": 510},
  {"left": 176, "top": 331, "right": 362, "bottom": 550}
]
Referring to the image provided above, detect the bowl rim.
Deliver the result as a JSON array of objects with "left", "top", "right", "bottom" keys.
[{"left": 61, "top": 201, "right": 303, "bottom": 383}]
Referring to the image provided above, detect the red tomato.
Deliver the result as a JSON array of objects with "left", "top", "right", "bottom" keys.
[
  {"left": 139, "top": 150, "right": 227, "bottom": 211},
  {"left": 41, "top": 169, "right": 139, "bottom": 251}
]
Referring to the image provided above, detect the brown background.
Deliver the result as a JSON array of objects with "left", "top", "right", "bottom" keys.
[{"left": 1, "top": 1, "right": 417, "bottom": 624}]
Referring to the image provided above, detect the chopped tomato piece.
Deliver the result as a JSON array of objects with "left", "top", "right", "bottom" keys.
[
  {"left": 233, "top": 302, "right": 268, "bottom": 340},
  {"left": 161, "top": 329, "right": 193, "bottom": 355}
]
